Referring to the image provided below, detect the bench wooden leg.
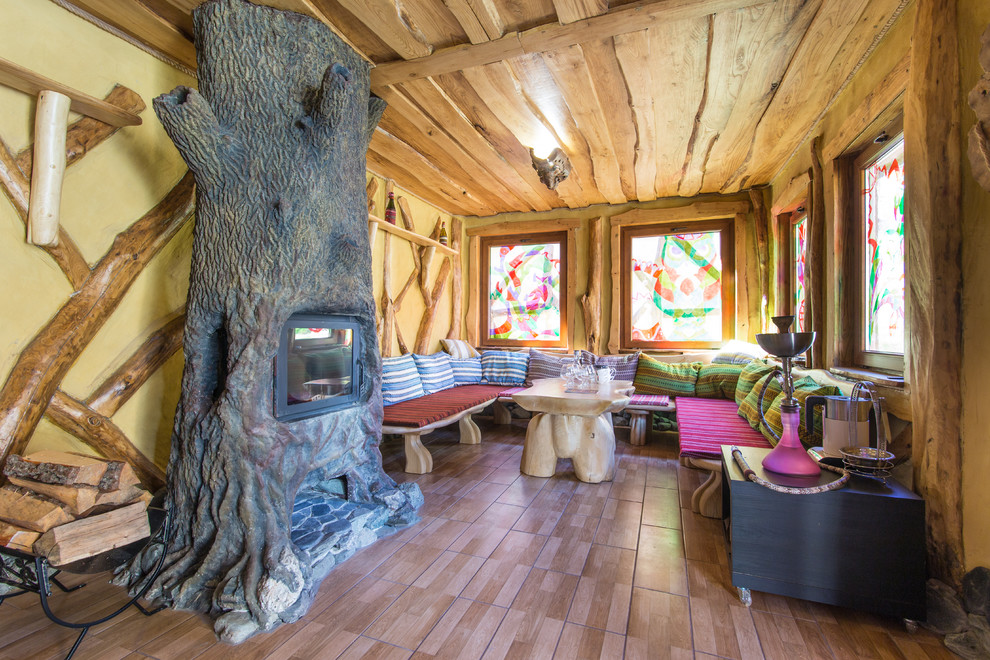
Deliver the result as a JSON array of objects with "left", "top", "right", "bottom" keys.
[
  {"left": 459, "top": 414, "right": 482, "bottom": 445},
  {"left": 628, "top": 411, "right": 648, "bottom": 446},
  {"left": 686, "top": 457, "right": 723, "bottom": 519},
  {"left": 404, "top": 433, "right": 433, "bottom": 474},
  {"left": 493, "top": 400, "right": 512, "bottom": 425}
]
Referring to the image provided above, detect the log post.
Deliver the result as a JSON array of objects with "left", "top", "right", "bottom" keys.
[
  {"left": 580, "top": 216, "right": 602, "bottom": 352},
  {"left": 807, "top": 136, "right": 826, "bottom": 368},
  {"left": 748, "top": 188, "right": 770, "bottom": 333},
  {"left": 905, "top": 0, "right": 963, "bottom": 585},
  {"left": 27, "top": 90, "right": 71, "bottom": 247},
  {"left": 447, "top": 217, "right": 463, "bottom": 340}
]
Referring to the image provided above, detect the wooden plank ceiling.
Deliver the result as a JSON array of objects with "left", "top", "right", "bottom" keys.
[{"left": 65, "top": 0, "right": 907, "bottom": 217}]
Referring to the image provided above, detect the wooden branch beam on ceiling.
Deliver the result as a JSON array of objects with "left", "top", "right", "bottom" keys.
[
  {"left": 609, "top": 200, "right": 750, "bottom": 226},
  {"left": 371, "top": 0, "right": 763, "bottom": 88},
  {"left": 0, "top": 57, "right": 142, "bottom": 127},
  {"left": 553, "top": 0, "right": 608, "bottom": 25},
  {"left": 444, "top": 0, "right": 505, "bottom": 44},
  {"left": 254, "top": 0, "right": 373, "bottom": 63},
  {"left": 335, "top": 0, "right": 433, "bottom": 60}
]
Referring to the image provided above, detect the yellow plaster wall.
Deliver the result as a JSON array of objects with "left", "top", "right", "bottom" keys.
[
  {"left": 366, "top": 174, "right": 455, "bottom": 356},
  {"left": 959, "top": 0, "right": 990, "bottom": 572},
  {"left": 463, "top": 192, "right": 758, "bottom": 354},
  {"left": 0, "top": 0, "right": 194, "bottom": 465}
]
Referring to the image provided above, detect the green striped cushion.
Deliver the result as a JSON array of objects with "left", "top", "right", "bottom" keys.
[
  {"left": 738, "top": 372, "right": 783, "bottom": 428},
  {"left": 695, "top": 364, "right": 746, "bottom": 399},
  {"left": 633, "top": 355, "right": 702, "bottom": 396},
  {"left": 733, "top": 360, "right": 773, "bottom": 407},
  {"left": 760, "top": 382, "right": 841, "bottom": 448}
]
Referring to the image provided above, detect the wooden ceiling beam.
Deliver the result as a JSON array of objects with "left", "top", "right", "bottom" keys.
[
  {"left": 443, "top": 0, "right": 505, "bottom": 44},
  {"left": 255, "top": 0, "right": 374, "bottom": 63},
  {"left": 552, "top": 0, "right": 609, "bottom": 25},
  {"left": 371, "top": 0, "right": 766, "bottom": 87},
  {"left": 613, "top": 30, "right": 658, "bottom": 202},
  {"left": 335, "top": 0, "right": 434, "bottom": 60}
]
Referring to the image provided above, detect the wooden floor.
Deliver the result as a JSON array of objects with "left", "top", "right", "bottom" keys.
[{"left": 0, "top": 419, "right": 956, "bottom": 660}]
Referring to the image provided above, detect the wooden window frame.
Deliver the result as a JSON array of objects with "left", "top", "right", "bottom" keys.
[
  {"left": 619, "top": 220, "right": 735, "bottom": 351},
  {"left": 479, "top": 230, "right": 569, "bottom": 349},
  {"left": 788, "top": 209, "right": 809, "bottom": 331}
]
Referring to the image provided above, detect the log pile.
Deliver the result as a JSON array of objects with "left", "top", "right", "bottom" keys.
[{"left": 0, "top": 451, "right": 150, "bottom": 564}]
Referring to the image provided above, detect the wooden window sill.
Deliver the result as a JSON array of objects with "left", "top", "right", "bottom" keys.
[{"left": 829, "top": 366, "right": 905, "bottom": 389}]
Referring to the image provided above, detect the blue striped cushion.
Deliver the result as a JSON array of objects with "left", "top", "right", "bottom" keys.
[
  {"left": 440, "top": 338, "right": 481, "bottom": 359},
  {"left": 480, "top": 350, "right": 529, "bottom": 386},
  {"left": 381, "top": 354, "right": 425, "bottom": 405},
  {"left": 412, "top": 353, "right": 456, "bottom": 394},
  {"left": 450, "top": 357, "right": 483, "bottom": 385}
]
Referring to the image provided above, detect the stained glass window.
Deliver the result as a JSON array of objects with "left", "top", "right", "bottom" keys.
[
  {"left": 629, "top": 231, "right": 723, "bottom": 343},
  {"left": 862, "top": 137, "right": 905, "bottom": 354},
  {"left": 792, "top": 215, "right": 808, "bottom": 332},
  {"left": 487, "top": 241, "right": 562, "bottom": 342}
]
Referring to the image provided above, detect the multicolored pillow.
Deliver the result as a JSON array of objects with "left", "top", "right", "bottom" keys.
[
  {"left": 525, "top": 349, "right": 567, "bottom": 385},
  {"left": 738, "top": 372, "right": 789, "bottom": 429},
  {"left": 440, "top": 338, "right": 481, "bottom": 359},
  {"left": 595, "top": 352, "right": 640, "bottom": 382},
  {"left": 412, "top": 353, "right": 456, "bottom": 394},
  {"left": 449, "top": 357, "right": 483, "bottom": 385},
  {"left": 381, "top": 354, "right": 425, "bottom": 405},
  {"left": 734, "top": 360, "right": 774, "bottom": 407},
  {"left": 760, "top": 382, "right": 841, "bottom": 448},
  {"left": 633, "top": 355, "right": 702, "bottom": 396},
  {"left": 695, "top": 363, "right": 746, "bottom": 399},
  {"left": 481, "top": 350, "right": 529, "bottom": 386}
]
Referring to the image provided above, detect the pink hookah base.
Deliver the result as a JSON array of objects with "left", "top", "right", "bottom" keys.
[{"left": 762, "top": 407, "right": 821, "bottom": 476}]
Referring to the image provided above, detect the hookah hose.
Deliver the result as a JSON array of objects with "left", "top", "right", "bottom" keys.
[{"left": 730, "top": 446, "right": 850, "bottom": 494}]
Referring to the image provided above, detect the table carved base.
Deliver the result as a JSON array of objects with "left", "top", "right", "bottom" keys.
[{"left": 521, "top": 412, "right": 616, "bottom": 483}]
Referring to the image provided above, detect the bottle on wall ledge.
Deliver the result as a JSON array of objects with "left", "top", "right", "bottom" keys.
[
  {"left": 384, "top": 191, "right": 397, "bottom": 225},
  {"left": 439, "top": 220, "right": 449, "bottom": 246}
]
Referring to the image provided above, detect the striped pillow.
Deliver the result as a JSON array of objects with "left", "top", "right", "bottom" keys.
[
  {"left": 734, "top": 360, "right": 774, "bottom": 407},
  {"left": 440, "top": 338, "right": 481, "bottom": 359},
  {"left": 633, "top": 355, "right": 702, "bottom": 396},
  {"left": 760, "top": 382, "right": 841, "bottom": 448},
  {"left": 595, "top": 352, "right": 640, "bottom": 382},
  {"left": 412, "top": 353, "right": 456, "bottom": 394},
  {"left": 450, "top": 357, "right": 483, "bottom": 385},
  {"left": 481, "top": 350, "right": 529, "bottom": 386},
  {"left": 695, "top": 363, "right": 746, "bottom": 399},
  {"left": 381, "top": 354, "right": 425, "bottom": 405},
  {"left": 738, "top": 372, "right": 784, "bottom": 428}
]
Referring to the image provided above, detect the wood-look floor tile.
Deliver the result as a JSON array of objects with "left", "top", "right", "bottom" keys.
[
  {"left": 486, "top": 465, "right": 523, "bottom": 485},
  {"left": 371, "top": 543, "right": 444, "bottom": 585},
  {"left": 751, "top": 610, "right": 833, "bottom": 660},
  {"left": 459, "top": 556, "right": 532, "bottom": 607},
  {"left": 309, "top": 575, "right": 407, "bottom": 635},
  {"left": 594, "top": 498, "right": 642, "bottom": 549},
  {"left": 35, "top": 633, "right": 135, "bottom": 660},
  {"left": 534, "top": 535, "right": 592, "bottom": 575},
  {"left": 634, "top": 525, "right": 687, "bottom": 595},
  {"left": 406, "top": 517, "right": 471, "bottom": 551},
  {"left": 405, "top": 474, "right": 453, "bottom": 494},
  {"left": 749, "top": 590, "right": 819, "bottom": 621},
  {"left": 136, "top": 613, "right": 217, "bottom": 659},
  {"left": 89, "top": 605, "right": 195, "bottom": 649},
  {"left": 510, "top": 568, "right": 580, "bottom": 619},
  {"left": 625, "top": 587, "right": 693, "bottom": 660},
  {"left": 441, "top": 494, "right": 499, "bottom": 523},
  {"left": 363, "top": 586, "right": 457, "bottom": 650},
  {"left": 568, "top": 545, "right": 635, "bottom": 633},
  {"left": 447, "top": 519, "right": 513, "bottom": 558},
  {"left": 419, "top": 493, "right": 460, "bottom": 518},
  {"left": 456, "top": 465, "right": 497, "bottom": 483},
  {"left": 687, "top": 559, "right": 761, "bottom": 659},
  {"left": 496, "top": 475, "right": 550, "bottom": 507},
  {"left": 476, "top": 502, "right": 527, "bottom": 528},
  {"left": 1, "top": 626, "right": 94, "bottom": 660},
  {"left": 890, "top": 634, "right": 961, "bottom": 659},
  {"left": 646, "top": 457, "right": 679, "bottom": 490},
  {"left": 187, "top": 617, "right": 303, "bottom": 660},
  {"left": 263, "top": 620, "right": 359, "bottom": 660},
  {"left": 481, "top": 607, "right": 565, "bottom": 660},
  {"left": 338, "top": 636, "right": 413, "bottom": 659},
  {"left": 490, "top": 530, "right": 548, "bottom": 565},
  {"left": 412, "top": 551, "right": 487, "bottom": 596},
  {"left": 681, "top": 509, "right": 728, "bottom": 565},
  {"left": 512, "top": 489, "right": 571, "bottom": 535},
  {"left": 642, "top": 485, "right": 682, "bottom": 529},
  {"left": 553, "top": 623, "right": 626, "bottom": 659},
  {"left": 431, "top": 476, "right": 482, "bottom": 499},
  {"left": 412, "top": 598, "right": 506, "bottom": 659}
]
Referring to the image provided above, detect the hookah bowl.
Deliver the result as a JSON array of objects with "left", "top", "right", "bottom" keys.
[{"left": 756, "top": 316, "right": 821, "bottom": 477}]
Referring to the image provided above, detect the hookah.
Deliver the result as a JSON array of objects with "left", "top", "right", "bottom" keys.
[{"left": 754, "top": 315, "right": 822, "bottom": 476}]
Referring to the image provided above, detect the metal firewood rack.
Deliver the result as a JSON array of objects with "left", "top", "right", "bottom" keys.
[{"left": 0, "top": 505, "right": 171, "bottom": 660}]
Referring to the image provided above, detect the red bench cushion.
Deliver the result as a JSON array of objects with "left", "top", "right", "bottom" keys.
[
  {"left": 383, "top": 384, "right": 507, "bottom": 428},
  {"left": 675, "top": 396, "right": 770, "bottom": 459},
  {"left": 629, "top": 393, "right": 670, "bottom": 407}
]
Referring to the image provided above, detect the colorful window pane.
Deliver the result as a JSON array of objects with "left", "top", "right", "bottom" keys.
[
  {"left": 629, "top": 231, "right": 723, "bottom": 342},
  {"left": 863, "top": 138, "right": 905, "bottom": 354},
  {"left": 792, "top": 215, "right": 808, "bottom": 332},
  {"left": 488, "top": 242, "right": 562, "bottom": 341}
]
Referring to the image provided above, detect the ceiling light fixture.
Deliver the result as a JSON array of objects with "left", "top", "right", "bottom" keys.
[{"left": 530, "top": 147, "right": 571, "bottom": 190}]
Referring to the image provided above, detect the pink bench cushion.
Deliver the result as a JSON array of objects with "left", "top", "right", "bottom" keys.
[
  {"left": 675, "top": 396, "right": 770, "bottom": 459},
  {"left": 383, "top": 384, "right": 507, "bottom": 428},
  {"left": 629, "top": 393, "right": 670, "bottom": 407}
]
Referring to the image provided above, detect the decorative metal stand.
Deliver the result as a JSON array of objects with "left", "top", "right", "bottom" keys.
[{"left": 0, "top": 507, "right": 171, "bottom": 660}]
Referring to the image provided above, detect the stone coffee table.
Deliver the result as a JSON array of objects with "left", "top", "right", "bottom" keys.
[{"left": 512, "top": 378, "right": 634, "bottom": 483}]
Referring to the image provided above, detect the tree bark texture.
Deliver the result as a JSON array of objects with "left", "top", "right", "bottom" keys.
[{"left": 113, "top": 0, "right": 419, "bottom": 643}]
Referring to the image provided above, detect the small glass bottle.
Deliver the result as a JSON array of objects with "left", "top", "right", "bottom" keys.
[
  {"left": 384, "top": 191, "right": 397, "bottom": 225},
  {"left": 438, "top": 220, "right": 449, "bottom": 246}
]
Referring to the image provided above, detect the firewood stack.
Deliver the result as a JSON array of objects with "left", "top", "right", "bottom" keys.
[{"left": 0, "top": 451, "right": 151, "bottom": 565}]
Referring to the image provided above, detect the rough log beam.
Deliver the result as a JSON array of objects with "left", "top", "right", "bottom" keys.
[
  {"left": 808, "top": 137, "right": 826, "bottom": 368},
  {"left": 905, "top": 0, "right": 963, "bottom": 585},
  {"left": 580, "top": 216, "right": 602, "bottom": 352},
  {"left": 447, "top": 218, "right": 464, "bottom": 340},
  {"left": 371, "top": 0, "right": 762, "bottom": 88},
  {"left": 444, "top": 0, "right": 505, "bottom": 44},
  {"left": 748, "top": 188, "right": 771, "bottom": 332},
  {"left": 86, "top": 312, "right": 186, "bottom": 417},
  {"left": 380, "top": 231, "right": 395, "bottom": 357},
  {"left": 414, "top": 257, "right": 452, "bottom": 354},
  {"left": 45, "top": 391, "right": 166, "bottom": 491},
  {"left": 0, "top": 173, "right": 195, "bottom": 464}
]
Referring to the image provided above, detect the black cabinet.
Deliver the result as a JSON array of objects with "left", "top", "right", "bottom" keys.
[{"left": 721, "top": 446, "right": 926, "bottom": 620}]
